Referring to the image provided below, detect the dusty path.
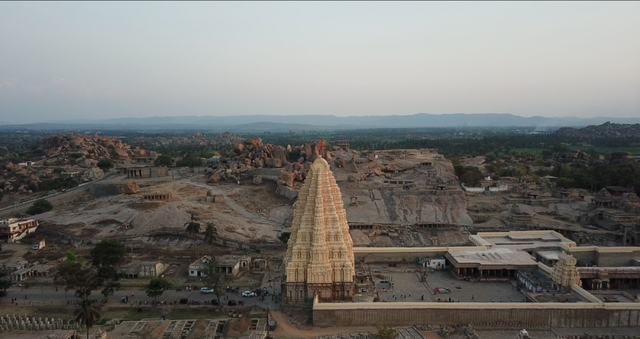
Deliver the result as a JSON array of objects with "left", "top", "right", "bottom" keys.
[{"left": 269, "top": 311, "right": 375, "bottom": 339}]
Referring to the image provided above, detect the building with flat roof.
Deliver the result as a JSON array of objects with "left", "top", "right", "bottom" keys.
[
  {"left": 445, "top": 248, "right": 538, "bottom": 280},
  {"left": 0, "top": 218, "right": 39, "bottom": 243}
]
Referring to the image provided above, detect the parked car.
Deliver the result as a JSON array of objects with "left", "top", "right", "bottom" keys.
[
  {"left": 200, "top": 287, "right": 214, "bottom": 294},
  {"left": 228, "top": 300, "right": 237, "bottom": 306},
  {"left": 211, "top": 299, "right": 219, "bottom": 305},
  {"left": 242, "top": 291, "right": 256, "bottom": 297},
  {"left": 179, "top": 298, "right": 188, "bottom": 304}
]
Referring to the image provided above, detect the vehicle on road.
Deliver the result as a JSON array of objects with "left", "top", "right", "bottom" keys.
[
  {"left": 242, "top": 291, "right": 256, "bottom": 297},
  {"left": 200, "top": 287, "right": 214, "bottom": 294},
  {"left": 228, "top": 300, "right": 237, "bottom": 306}
]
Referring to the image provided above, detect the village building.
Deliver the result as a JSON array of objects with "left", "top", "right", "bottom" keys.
[
  {"left": 11, "top": 264, "right": 55, "bottom": 282},
  {"left": 189, "top": 255, "right": 248, "bottom": 278},
  {"left": 0, "top": 218, "right": 39, "bottom": 243},
  {"left": 119, "top": 261, "right": 168, "bottom": 279}
]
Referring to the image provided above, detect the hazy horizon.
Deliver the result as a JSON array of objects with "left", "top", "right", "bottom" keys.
[{"left": 1, "top": 2, "right": 639, "bottom": 124}]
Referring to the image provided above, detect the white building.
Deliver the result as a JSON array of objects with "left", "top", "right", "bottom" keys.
[{"left": 0, "top": 218, "right": 39, "bottom": 243}]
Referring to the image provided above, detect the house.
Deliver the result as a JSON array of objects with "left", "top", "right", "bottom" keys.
[
  {"left": 119, "top": 261, "right": 168, "bottom": 279},
  {"left": 189, "top": 255, "right": 214, "bottom": 277},
  {"left": 0, "top": 218, "right": 39, "bottom": 243},
  {"left": 11, "top": 264, "right": 55, "bottom": 282},
  {"left": 189, "top": 255, "right": 249, "bottom": 278}
]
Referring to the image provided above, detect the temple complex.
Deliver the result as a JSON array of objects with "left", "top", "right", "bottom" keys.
[{"left": 283, "top": 157, "right": 355, "bottom": 306}]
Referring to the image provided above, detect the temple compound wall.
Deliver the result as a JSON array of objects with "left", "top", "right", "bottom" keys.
[{"left": 313, "top": 301, "right": 640, "bottom": 328}]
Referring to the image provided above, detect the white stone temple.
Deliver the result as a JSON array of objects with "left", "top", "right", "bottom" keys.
[{"left": 284, "top": 157, "right": 355, "bottom": 305}]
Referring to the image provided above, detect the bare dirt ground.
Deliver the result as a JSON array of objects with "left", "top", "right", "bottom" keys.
[
  {"left": 33, "top": 174, "right": 294, "bottom": 245},
  {"left": 270, "top": 310, "right": 376, "bottom": 339}
]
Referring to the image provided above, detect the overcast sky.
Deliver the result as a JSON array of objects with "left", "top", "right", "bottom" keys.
[{"left": 0, "top": 2, "right": 639, "bottom": 123}]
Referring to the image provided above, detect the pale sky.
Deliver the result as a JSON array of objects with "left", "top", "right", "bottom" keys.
[{"left": 0, "top": 2, "right": 639, "bottom": 124}]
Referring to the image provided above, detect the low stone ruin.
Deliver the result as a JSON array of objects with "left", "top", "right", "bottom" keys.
[{"left": 0, "top": 314, "right": 77, "bottom": 333}]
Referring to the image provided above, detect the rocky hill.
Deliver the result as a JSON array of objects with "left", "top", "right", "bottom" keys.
[
  {"left": 1, "top": 133, "right": 150, "bottom": 199},
  {"left": 555, "top": 122, "right": 640, "bottom": 139},
  {"left": 208, "top": 137, "right": 470, "bottom": 225},
  {"left": 41, "top": 133, "right": 151, "bottom": 167}
]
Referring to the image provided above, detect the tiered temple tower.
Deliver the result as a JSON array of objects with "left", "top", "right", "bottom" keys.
[
  {"left": 551, "top": 252, "right": 582, "bottom": 288},
  {"left": 284, "top": 157, "right": 355, "bottom": 305}
]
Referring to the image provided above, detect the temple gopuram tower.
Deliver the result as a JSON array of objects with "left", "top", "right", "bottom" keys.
[{"left": 284, "top": 157, "right": 355, "bottom": 306}]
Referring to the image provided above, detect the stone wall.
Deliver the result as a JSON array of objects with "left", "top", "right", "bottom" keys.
[
  {"left": 597, "top": 249, "right": 640, "bottom": 267},
  {"left": 313, "top": 302, "right": 640, "bottom": 328}
]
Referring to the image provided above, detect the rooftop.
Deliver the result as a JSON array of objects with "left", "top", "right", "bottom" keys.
[{"left": 447, "top": 248, "right": 538, "bottom": 267}]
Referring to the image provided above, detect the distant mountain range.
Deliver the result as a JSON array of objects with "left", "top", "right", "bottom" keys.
[{"left": 2, "top": 113, "right": 640, "bottom": 131}]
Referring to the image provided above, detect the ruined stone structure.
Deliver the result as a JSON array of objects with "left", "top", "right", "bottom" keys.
[
  {"left": 142, "top": 192, "right": 172, "bottom": 201},
  {"left": 284, "top": 158, "right": 355, "bottom": 305},
  {"left": 123, "top": 166, "right": 168, "bottom": 179},
  {"left": 551, "top": 253, "right": 582, "bottom": 288}
]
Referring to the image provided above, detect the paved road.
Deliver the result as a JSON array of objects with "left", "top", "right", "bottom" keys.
[{"left": 5, "top": 284, "right": 282, "bottom": 309}]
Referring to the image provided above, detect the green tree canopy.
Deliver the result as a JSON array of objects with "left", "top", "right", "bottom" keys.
[
  {"left": 75, "top": 298, "right": 101, "bottom": 339},
  {"left": 155, "top": 155, "right": 173, "bottom": 167},
  {"left": 0, "top": 271, "right": 12, "bottom": 301},
  {"left": 91, "top": 240, "right": 126, "bottom": 267},
  {"left": 204, "top": 222, "right": 218, "bottom": 244},
  {"left": 96, "top": 159, "right": 113, "bottom": 171},
  {"left": 26, "top": 199, "right": 53, "bottom": 215},
  {"left": 184, "top": 214, "right": 201, "bottom": 236},
  {"left": 278, "top": 232, "right": 291, "bottom": 244},
  {"left": 203, "top": 259, "right": 225, "bottom": 305},
  {"left": 54, "top": 249, "right": 102, "bottom": 300},
  {"left": 145, "top": 278, "right": 173, "bottom": 306}
]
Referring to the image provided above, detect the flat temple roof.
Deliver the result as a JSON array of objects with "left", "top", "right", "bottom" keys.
[{"left": 447, "top": 248, "right": 538, "bottom": 267}]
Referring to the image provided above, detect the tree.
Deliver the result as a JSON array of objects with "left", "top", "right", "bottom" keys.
[
  {"left": 145, "top": 278, "right": 173, "bottom": 307},
  {"left": 75, "top": 298, "right": 101, "bottom": 339},
  {"left": 204, "top": 223, "right": 218, "bottom": 244},
  {"left": 0, "top": 272, "right": 12, "bottom": 301},
  {"left": 203, "top": 260, "right": 225, "bottom": 306},
  {"left": 55, "top": 249, "right": 102, "bottom": 301},
  {"left": 184, "top": 214, "right": 201, "bottom": 236},
  {"left": 26, "top": 199, "right": 53, "bottom": 215},
  {"left": 155, "top": 155, "right": 173, "bottom": 167},
  {"left": 91, "top": 240, "right": 126, "bottom": 267},
  {"left": 278, "top": 232, "right": 291, "bottom": 244},
  {"left": 370, "top": 324, "right": 398, "bottom": 339},
  {"left": 89, "top": 241, "right": 125, "bottom": 299},
  {"left": 96, "top": 159, "right": 113, "bottom": 171}
]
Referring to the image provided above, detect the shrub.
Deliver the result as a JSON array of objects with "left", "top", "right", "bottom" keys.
[{"left": 26, "top": 199, "right": 53, "bottom": 215}]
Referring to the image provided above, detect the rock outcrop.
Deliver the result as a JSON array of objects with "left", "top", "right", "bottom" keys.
[
  {"left": 41, "top": 133, "right": 148, "bottom": 167},
  {"left": 123, "top": 181, "right": 140, "bottom": 194}
]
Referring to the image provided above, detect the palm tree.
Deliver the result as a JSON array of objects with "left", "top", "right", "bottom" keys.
[
  {"left": 204, "top": 222, "right": 218, "bottom": 244},
  {"left": 75, "top": 298, "right": 101, "bottom": 339},
  {"left": 184, "top": 213, "right": 201, "bottom": 236}
]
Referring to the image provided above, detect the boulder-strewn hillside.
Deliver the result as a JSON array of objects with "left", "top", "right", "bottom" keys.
[
  {"left": 209, "top": 138, "right": 471, "bottom": 225},
  {"left": 556, "top": 122, "right": 640, "bottom": 139},
  {"left": 41, "top": 133, "right": 152, "bottom": 167}
]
